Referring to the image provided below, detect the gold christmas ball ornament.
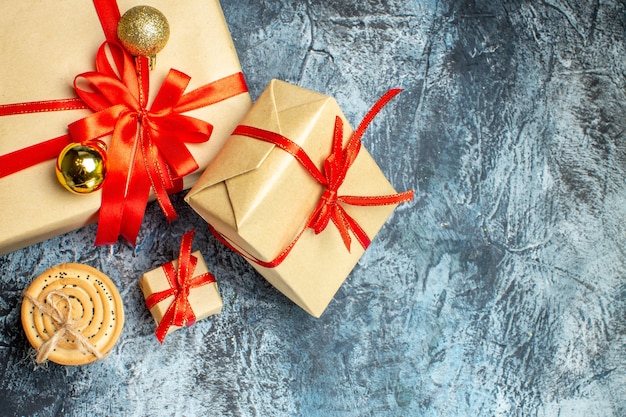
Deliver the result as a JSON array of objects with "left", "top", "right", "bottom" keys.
[
  {"left": 117, "top": 5, "right": 170, "bottom": 68},
  {"left": 56, "top": 143, "right": 107, "bottom": 194}
]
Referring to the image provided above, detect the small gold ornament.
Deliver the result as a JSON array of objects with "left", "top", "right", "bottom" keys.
[
  {"left": 117, "top": 5, "right": 170, "bottom": 69},
  {"left": 56, "top": 143, "right": 107, "bottom": 194}
]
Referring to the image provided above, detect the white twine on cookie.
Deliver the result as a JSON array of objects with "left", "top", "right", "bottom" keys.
[{"left": 23, "top": 290, "right": 105, "bottom": 364}]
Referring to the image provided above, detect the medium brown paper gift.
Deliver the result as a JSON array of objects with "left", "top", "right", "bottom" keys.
[
  {"left": 185, "top": 80, "right": 412, "bottom": 317},
  {"left": 0, "top": 0, "right": 251, "bottom": 255},
  {"left": 140, "top": 249, "right": 222, "bottom": 343}
]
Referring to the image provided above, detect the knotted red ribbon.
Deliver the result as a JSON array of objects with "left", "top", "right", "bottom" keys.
[
  {"left": 144, "top": 229, "right": 216, "bottom": 344},
  {"left": 213, "top": 89, "right": 414, "bottom": 268},
  {"left": 71, "top": 41, "right": 248, "bottom": 245},
  {"left": 0, "top": 0, "right": 249, "bottom": 247}
]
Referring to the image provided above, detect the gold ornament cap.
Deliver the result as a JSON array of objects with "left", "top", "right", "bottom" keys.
[{"left": 117, "top": 5, "right": 170, "bottom": 69}]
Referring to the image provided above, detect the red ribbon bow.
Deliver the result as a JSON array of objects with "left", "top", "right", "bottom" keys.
[
  {"left": 218, "top": 88, "right": 414, "bottom": 268},
  {"left": 144, "top": 229, "right": 216, "bottom": 344},
  {"left": 307, "top": 88, "right": 415, "bottom": 250},
  {"left": 70, "top": 41, "right": 247, "bottom": 246}
]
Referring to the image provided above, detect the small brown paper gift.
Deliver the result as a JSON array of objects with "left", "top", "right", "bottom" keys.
[
  {"left": 139, "top": 230, "right": 222, "bottom": 343},
  {"left": 185, "top": 80, "right": 413, "bottom": 318}
]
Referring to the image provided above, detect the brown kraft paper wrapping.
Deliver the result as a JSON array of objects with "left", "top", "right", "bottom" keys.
[
  {"left": 186, "top": 79, "right": 407, "bottom": 318},
  {"left": 0, "top": 0, "right": 252, "bottom": 255},
  {"left": 139, "top": 250, "right": 223, "bottom": 339}
]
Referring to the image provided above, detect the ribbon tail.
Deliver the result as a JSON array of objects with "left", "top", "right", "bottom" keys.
[
  {"left": 339, "top": 190, "right": 415, "bottom": 207},
  {"left": 331, "top": 207, "right": 355, "bottom": 251},
  {"left": 178, "top": 231, "right": 195, "bottom": 278},
  {"left": 118, "top": 130, "right": 154, "bottom": 246},
  {"left": 171, "top": 296, "right": 196, "bottom": 328},
  {"left": 91, "top": 1, "right": 126, "bottom": 72},
  {"left": 97, "top": 56, "right": 155, "bottom": 246},
  {"left": 333, "top": 191, "right": 415, "bottom": 250},
  {"left": 151, "top": 128, "right": 200, "bottom": 178},
  {"left": 143, "top": 128, "right": 179, "bottom": 223},
  {"left": 154, "top": 299, "right": 177, "bottom": 344},
  {"left": 351, "top": 89, "right": 403, "bottom": 145},
  {"left": 175, "top": 72, "right": 249, "bottom": 113},
  {"left": 92, "top": 0, "right": 121, "bottom": 42},
  {"left": 95, "top": 116, "right": 138, "bottom": 245},
  {"left": 345, "top": 214, "right": 371, "bottom": 250}
]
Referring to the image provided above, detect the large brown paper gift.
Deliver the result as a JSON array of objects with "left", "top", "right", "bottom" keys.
[
  {"left": 185, "top": 80, "right": 413, "bottom": 317},
  {"left": 0, "top": 0, "right": 251, "bottom": 255}
]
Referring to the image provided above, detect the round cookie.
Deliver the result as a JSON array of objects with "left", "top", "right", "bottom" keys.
[{"left": 21, "top": 263, "right": 124, "bottom": 365}]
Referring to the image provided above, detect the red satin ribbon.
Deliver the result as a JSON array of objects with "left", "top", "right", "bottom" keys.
[
  {"left": 0, "top": 0, "right": 249, "bottom": 247},
  {"left": 144, "top": 229, "right": 216, "bottom": 344},
  {"left": 0, "top": 99, "right": 88, "bottom": 116},
  {"left": 212, "top": 89, "right": 414, "bottom": 268},
  {"left": 93, "top": 0, "right": 120, "bottom": 42},
  {"left": 0, "top": 99, "right": 88, "bottom": 178},
  {"left": 71, "top": 41, "right": 248, "bottom": 245}
]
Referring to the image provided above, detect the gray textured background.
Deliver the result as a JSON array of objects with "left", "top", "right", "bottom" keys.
[{"left": 1, "top": 0, "right": 626, "bottom": 416}]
